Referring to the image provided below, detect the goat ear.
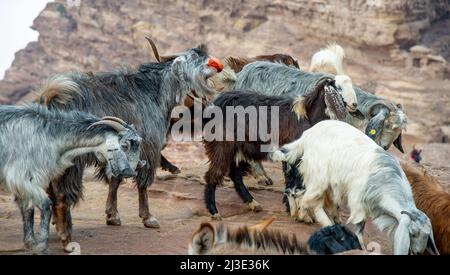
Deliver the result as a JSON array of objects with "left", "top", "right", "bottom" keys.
[
  {"left": 365, "top": 108, "right": 388, "bottom": 141},
  {"left": 426, "top": 234, "right": 440, "bottom": 255},
  {"left": 189, "top": 223, "right": 215, "bottom": 255},
  {"left": 324, "top": 83, "right": 347, "bottom": 120},
  {"left": 393, "top": 133, "right": 405, "bottom": 153},
  {"left": 393, "top": 215, "right": 411, "bottom": 255},
  {"left": 172, "top": 58, "right": 189, "bottom": 82}
]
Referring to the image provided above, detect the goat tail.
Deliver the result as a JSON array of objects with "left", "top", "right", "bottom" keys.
[
  {"left": 34, "top": 74, "right": 82, "bottom": 107},
  {"left": 270, "top": 137, "right": 305, "bottom": 166}
]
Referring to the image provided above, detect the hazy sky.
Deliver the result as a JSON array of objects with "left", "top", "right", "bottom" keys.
[{"left": 0, "top": 0, "right": 51, "bottom": 80}]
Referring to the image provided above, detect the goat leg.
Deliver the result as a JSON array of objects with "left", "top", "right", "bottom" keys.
[
  {"left": 160, "top": 154, "right": 181, "bottom": 174},
  {"left": 138, "top": 185, "right": 160, "bottom": 228},
  {"left": 251, "top": 161, "right": 273, "bottom": 186},
  {"left": 54, "top": 194, "right": 73, "bottom": 248},
  {"left": 230, "top": 162, "right": 262, "bottom": 212},
  {"left": 17, "top": 197, "right": 36, "bottom": 250},
  {"left": 33, "top": 199, "right": 52, "bottom": 255},
  {"left": 355, "top": 221, "right": 366, "bottom": 250},
  {"left": 105, "top": 178, "right": 122, "bottom": 226},
  {"left": 204, "top": 168, "right": 222, "bottom": 219}
]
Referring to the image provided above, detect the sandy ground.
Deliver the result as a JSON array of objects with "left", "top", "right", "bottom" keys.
[{"left": 0, "top": 136, "right": 449, "bottom": 255}]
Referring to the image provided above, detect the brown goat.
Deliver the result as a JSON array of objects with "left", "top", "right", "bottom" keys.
[
  {"left": 203, "top": 77, "right": 356, "bottom": 218},
  {"left": 225, "top": 54, "right": 299, "bottom": 73},
  {"left": 401, "top": 161, "right": 450, "bottom": 255},
  {"left": 188, "top": 218, "right": 313, "bottom": 255},
  {"left": 188, "top": 218, "right": 376, "bottom": 255}
]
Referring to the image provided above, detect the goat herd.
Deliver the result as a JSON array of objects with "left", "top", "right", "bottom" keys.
[{"left": 0, "top": 38, "right": 448, "bottom": 255}]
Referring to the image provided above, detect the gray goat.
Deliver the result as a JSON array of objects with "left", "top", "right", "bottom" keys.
[
  {"left": 234, "top": 61, "right": 407, "bottom": 151},
  {"left": 0, "top": 105, "right": 142, "bottom": 254},
  {"left": 38, "top": 43, "right": 222, "bottom": 247}
]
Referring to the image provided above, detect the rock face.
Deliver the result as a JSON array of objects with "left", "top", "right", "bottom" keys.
[{"left": 0, "top": 0, "right": 449, "bottom": 103}]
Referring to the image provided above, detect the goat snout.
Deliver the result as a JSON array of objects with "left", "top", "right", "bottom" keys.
[
  {"left": 120, "top": 167, "right": 137, "bottom": 178},
  {"left": 207, "top": 57, "right": 224, "bottom": 73}
]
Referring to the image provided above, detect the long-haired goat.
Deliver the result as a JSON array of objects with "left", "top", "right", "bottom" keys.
[
  {"left": 402, "top": 162, "right": 450, "bottom": 255},
  {"left": 309, "top": 43, "right": 345, "bottom": 75},
  {"left": 0, "top": 105, "right": 141, "bottom": 254},
  {"left": 189, "top": 219, "right": 367, "bottom": 255},
  {"left": 203, "top": 77, "right": 363, "bottom": 218},
  {"left": 235, "top": 61, "right": 406, "bottom": 152},
  {"left": 271, "top": 120, "right": 439, "bottom": 255},
  {"left": 234, "top": 61, "right": 406, "bottom": 204},
  {"left": 188, "top": 219, "right": 311, "bottom": 255},
  {"left": 37, "top": 43, "right": 222, "bottom": 247}
]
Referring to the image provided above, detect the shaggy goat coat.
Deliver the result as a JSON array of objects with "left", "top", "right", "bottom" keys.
[
  {"left": 402, "top": 162, "right": 450, "bottom": 255},
  {"left": 272, "top": 120, "right": 437, "bottom": 255}
]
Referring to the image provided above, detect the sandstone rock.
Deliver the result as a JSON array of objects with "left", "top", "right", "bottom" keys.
[{"left": 0, "top": 0, "right": 449, "bottom": 103}]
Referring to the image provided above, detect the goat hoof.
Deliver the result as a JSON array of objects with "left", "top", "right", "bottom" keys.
[
  {"left": 257, "top": 178, "right": 273, "bottom": 186},
  {"left": 24, "top": 239, "right": 36, "bottom": 250},
  {"left": 296, "top": 216, "right": 314, "bottom": 224},
  {"left": 61, "top": 238, "right": 71, "bottom": 249},
  {"left": 32, "top": 242, "right": 48, "bottom": 255},
  {"left": 106, "top": 217, "right": 122, "bottom": 226},
  {"left": 211, "top": 213, "right": 222, "bottom": 220},
  {"left": 143, "top": 217, "right": 160, "bottom": 228},
  {"left": 248, "top": 200, "right": 263, "bottom": 212},
  {"left": 169, "top": 167, "right": 181, "bottom": 174}
]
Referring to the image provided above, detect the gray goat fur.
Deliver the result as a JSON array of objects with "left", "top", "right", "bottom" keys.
[
  {"left": 234, "top": 61, "right": 407, "bottom": 151},
  {"left": 0, "top": 104, "right": 141, "bottom": 254},
  {"left": 37, "top": 44, "right": 219, "bottom": 245}
]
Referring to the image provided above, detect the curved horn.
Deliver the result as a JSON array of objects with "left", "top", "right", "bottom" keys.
[
  {"left": 159, "top": 52, "right": 187, "bottom": 62},
  {"left": 101, "top": 116, "right": 127, "bottom": 126},
  {"left": 400, "top": 210, "right": 416, "bottom": 221},
  {"left": 88, "top": 120, "right": 126, "bottom": 133},
  {"left": 145, "top": 37, "right": 161, "bottom": 62}
]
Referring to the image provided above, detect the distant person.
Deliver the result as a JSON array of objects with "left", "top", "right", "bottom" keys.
[{"left": 410, "top": 145, "right": 422, "bottom": 163}]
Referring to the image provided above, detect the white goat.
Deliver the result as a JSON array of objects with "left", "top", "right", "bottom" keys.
[
  {"left": 309, "top": 44, "right": 357, "bottom": 112},
  {"left": 309, "top": 43, "right": 345, "bottom": 75},
  {"left": 271, "top": 120, "right": 439, "bottom": 255}
]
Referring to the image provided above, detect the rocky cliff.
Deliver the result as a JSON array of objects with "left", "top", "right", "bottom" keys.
[{"left": 0, "top": 0, "right": 449, "bottom": 103}]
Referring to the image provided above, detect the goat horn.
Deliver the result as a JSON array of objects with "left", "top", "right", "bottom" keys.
[
  {"left": 400, "top": 210, "right": 416, "bottom": 221},
  {"left": 145, "top": 37, "right": 161, "bottom": 62},
  {"left": 101, "top": 116, "right": 127, "bottom": 126},
  {"left": 249, "top": 217, "right": 275, "bottom": 232},
  {"left": 88, "top": 120, "right": 126, "bottom": 133},
  {"left": 159, "top": 52, "right": 187, "bottom": 62}
]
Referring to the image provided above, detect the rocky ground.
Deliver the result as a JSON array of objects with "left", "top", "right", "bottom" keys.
[{"left": 0, "top": 135, "right": 448, "bottom": 255}]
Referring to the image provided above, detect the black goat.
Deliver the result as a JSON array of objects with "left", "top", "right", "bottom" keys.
[
  {"left": 203, "top": 77, "right": 356, "bottom": 218},
  {"left": 307, "top": 224, "right": 362, "bottom": 255}
]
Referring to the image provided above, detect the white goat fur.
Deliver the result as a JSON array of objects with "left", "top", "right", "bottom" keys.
[
  {"left": 309, "top": 44, "right": 357, "bottom": 110},
  {"left": 309, "top": 43, "right": 345, "bottom": 75},
  {"left": 271, "top": 120, "right": 437, "bottom": 255}
]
